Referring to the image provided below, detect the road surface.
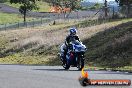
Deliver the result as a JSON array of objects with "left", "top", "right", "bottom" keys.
[{"left": 0, "top": 65, "right": 131, "bottom": 88}]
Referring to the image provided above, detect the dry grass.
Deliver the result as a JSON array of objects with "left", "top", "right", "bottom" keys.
[
  {"left": 0, "top": 22, "right": 117, "bottom": 51},
  {"left": 0, "top": 20, "right": 130, "bottom": 51},
  {"left": 0, "top": 18, "right": 132, "bottom": 64},
  {"left": 84, "top": 21, "right": 132, "bottom": 67}
]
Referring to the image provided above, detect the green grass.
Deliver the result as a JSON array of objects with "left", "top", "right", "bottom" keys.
[
  {"left": 0, "top": 12, "right": 48, "bottom": 24},
  {"left": 0, "top": 12, "right": 35, "bottom": 24},
  {"left": 85, "top": 61, "right": 132, "bottom": 71},
  {"left": 34, "top": 1, "right": 50, "bottom": 12},
  {"left": 0, "top": 53, "right": 56, "bottom": 65},
  {"left": 5, "top": 2, "right": 21, "bottom": 8},
  {"left": 117, "top": 66, "right": 132, "bottom": 71},
  {"left": 84, "top": 66, "right": 132, "bottom": 72},
  {"left": 5, "top": 1, "right": 50, "bottom": 12}
]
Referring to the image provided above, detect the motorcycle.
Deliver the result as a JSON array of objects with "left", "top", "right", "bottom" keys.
[{"left": 59, "top": 40, "right": 87, "bottom": 70}]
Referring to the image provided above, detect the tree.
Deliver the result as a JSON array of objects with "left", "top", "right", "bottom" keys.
[
  {"left": 104, "top": 0, "right": 108, "bottom": 17},
  {"left": 94, "top": 3, "right": 102, "bottom": 9},
  {"left": 10, "top": 0, "right": 39, "bottom": 23},
  {"left": 43, "top": 0, "right": 82, "bottom": 11},
  {"left": 89, "top": 3, "right": 102, "bottom": 10},
  {"left": 0, "top": 0, "right": 9, "bottom": 3},
  {"left": 43, "top": 0, "right": 82, "bottom": 18},
  {"left": 115, "top": 0, "right": 132, "bottom": 17}
]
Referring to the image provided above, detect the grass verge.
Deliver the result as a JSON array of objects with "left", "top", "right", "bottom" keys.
[
  {"left": 84, "top": 66, "right": 132, "bottom": 72},
  {"left": 0, "top": 12, "right": 35, "bottom": 24},
  {"left": 4, "top": 1, "right": 50, "bottom": 12}
]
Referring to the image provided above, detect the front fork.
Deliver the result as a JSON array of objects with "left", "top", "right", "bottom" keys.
[{"left": 58, "top": 53, "right": 66, "bottom": 65}]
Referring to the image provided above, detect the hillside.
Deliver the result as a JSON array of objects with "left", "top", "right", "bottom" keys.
[
  {"left": 0, "top": 12, "right": 35, "bottom": 24},
  {"left": 84, "top": 21, "right": 132, "bottom": 67},
  {"left": 3, "top": 1, "right": 50, "bottom": 12},
  {"left": 0, "top": 19, "right": 132, "bottom": 68}
]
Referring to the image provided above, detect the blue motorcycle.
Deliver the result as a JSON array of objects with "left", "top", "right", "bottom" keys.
[{"left": 59, "top": 40, "right": 87, "bottom": 70}]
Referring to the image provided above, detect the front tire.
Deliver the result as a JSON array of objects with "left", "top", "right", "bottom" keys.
[
  {"left": 59, "top": 53, "right": 70, "bottom": 70},
  {"left": 62, "top": 59, "right": 70, "bottom": 70},
  {"left": 78, "top": 57, "right": 84, "bottom": 71},
  {"left": 63, "top": 63, "right": 70, "bottom": 70}
]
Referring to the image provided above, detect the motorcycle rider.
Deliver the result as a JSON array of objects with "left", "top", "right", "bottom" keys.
[
  {"left": 61, "top": 27, "right": 80, "bottom": 62},
  {"left": 65, "top": 27, "right": 80, "bottom": 46}
]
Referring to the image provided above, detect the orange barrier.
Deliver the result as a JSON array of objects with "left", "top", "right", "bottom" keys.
[
  {"left": 50, "top": 6, "right": 71, "bottom": 13},
  {"left": 79, "top": 68, "right": 131, "bottom": 86}
]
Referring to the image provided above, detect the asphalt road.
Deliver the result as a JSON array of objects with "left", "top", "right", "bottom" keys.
[{"left": 0, "top": 65, "right": 131, "bottom": 88}]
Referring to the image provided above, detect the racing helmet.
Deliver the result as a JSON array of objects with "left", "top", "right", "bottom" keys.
[{"left": 69, "top": 28, "right": 77, "bottom": 35}]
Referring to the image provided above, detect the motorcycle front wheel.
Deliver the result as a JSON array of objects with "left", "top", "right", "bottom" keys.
[
  {"left": 62, "top": 59, "right": 70, "bottom": 70},
  {"left": 63, "top": 63, "right": 70, "bottom": 70},
  {"left": 77, "top": 57, "right": 84, "bottom": 71}
]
